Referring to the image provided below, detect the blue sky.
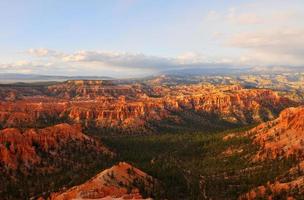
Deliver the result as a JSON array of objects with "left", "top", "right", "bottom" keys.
[{"left": 0, "top": 0, "right": 303, "bottom": 77}]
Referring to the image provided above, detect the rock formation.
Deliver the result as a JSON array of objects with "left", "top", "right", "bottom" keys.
[
  {"left": 249, "top": 106, "right": 304, "bottom": 161},
  {"left": 239, "top": 106, "right": 304, "bottom": 199},
  {"left": 50, "top": 162, "right": 156, "bottom": 200},
  {"left": 0, "top": 123, "right": 110, "bottom": 170},
  {"left": 0, "top": 82, "right": 295, "bottom": 133}
]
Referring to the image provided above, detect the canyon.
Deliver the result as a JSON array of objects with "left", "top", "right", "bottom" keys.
[
  {"left": 0, "top": 80, "right": 295, "bottom": 133},
  {"left": 1, "top": 0, "right": 303, "bottom": 198},
  {"left": 0, "top": 78, "right": 303, "bottom": 199}
]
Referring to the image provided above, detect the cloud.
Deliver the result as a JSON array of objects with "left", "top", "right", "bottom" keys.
[
  {"left": 229, "top": 29, "right": 304, "bottom": 54},
  {"left": 201, "top": 0, "right": 304, "bottom": 66},
  {"left": 0, "top": 61, "right": 49, "bottom": 74},
  {"left": 228, "top": 28, "right": 304, "bottom": 65},
  {"left": 27, "top": 48, "right": 62, "bottom": 57},
  {"left": 26, "top": 49, "right": 223, "bottom": 70},
  {"left": 204, "top": 0, "right": 304, "bottom": 29},
  {"left": 13, "top": 48, "right": 241, "bottom": 77},
  {"left": 177, "top": 52, "right": 207, "bottom": 64},
  {"left": 60, "top": 51, "right": 175, "bottom": 69}
]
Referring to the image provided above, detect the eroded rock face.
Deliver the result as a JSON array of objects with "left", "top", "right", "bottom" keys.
[
  {"left": 50, "top": 162, "right": 156, "bottom": 200},
  {"left": 239, "top": 177, "right": 304, "bottom": 200},
  {"left": 0, "top": 123, "right": 110, "bottom": 170},
  {"left": 0, "top": 100, "right": 67, "bottom": 128},
  {"left": 238, "top": 107, "right": 304, "bottom": 199},
  {"left": 239, "top": 162, "right": 304, "bottom": 200},
  {"left": 0, "top": 82, "right": 294, "bottom": 133},
  {"left": 247, "top": 106, "right": 304, "bottom": 161}
]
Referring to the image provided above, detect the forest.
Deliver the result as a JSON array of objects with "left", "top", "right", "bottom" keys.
[{"left": 100, "top": 126, "right": 299, "bottom": 199}]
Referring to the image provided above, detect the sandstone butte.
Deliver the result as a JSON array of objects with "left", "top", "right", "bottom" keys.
[
  {"left": 0, "top": 123, "right": 110, "bottom": 170},
  {"left": 239, "top": 106, "right": 304, "bottom": 199},
  {"left": 48, "top": 162, "right": 155, "bottom": 200},
  {"left": 0, "top": 81, "right": 295, "bottom": 132}
]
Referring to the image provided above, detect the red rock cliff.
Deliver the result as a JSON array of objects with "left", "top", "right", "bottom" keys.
[
  {"left": 0, "top": 82, "right": 295, "bottom": 132},
  {"left": 0, "top": 123, "right": 109, "bottom": 170}
]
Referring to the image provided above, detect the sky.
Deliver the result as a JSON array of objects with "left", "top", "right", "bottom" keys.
[{"left": 0, "top": 0, "right": 303, "bottom": 77}]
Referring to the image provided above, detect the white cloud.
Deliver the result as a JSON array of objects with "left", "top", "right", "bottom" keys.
[
  {"left": 26, "top": 49, "right": 218, "bottom": 70},
  {"left": 60, "top": 51, "right": 175, "bottom": 69},
  {"left": 229, "top": 29, "right": 304, "bottom": 53},
  {"left": 27, "top": 48, "right": 64, "bottom": 58},
  {"left": 0, "top": 61, "right": 44, "bottom": 73},
  {"left": 10, "top": 48, "right": 239, "bottom": 76},
  {"left": 177, "top": 52, "right": 207, "bottom": 64},
  {"left": 228, "top": 28, "right": 304, "bottom": 65},
  {"left": 200, "top": 0, "right": 304, "bottom": 66}
]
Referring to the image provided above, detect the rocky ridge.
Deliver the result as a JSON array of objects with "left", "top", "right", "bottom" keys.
[
  {"left": 249, "top": 106, "right": 304, "bottom": 161},
  {"left": 238, "top": 106, "right": 304, "bottom": 199},
  {"left": 0, "top": 123, "right": 110, "bottom": 171},
  {"left": 49, "top": 162, "right": 156, "bottom": 200}
]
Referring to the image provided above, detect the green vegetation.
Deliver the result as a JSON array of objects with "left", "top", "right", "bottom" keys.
[
  {"left": 86, "top": 110, "right": 241, "bottom": 136},
  {"left": 0, "top": 118, "right": 299, "bottom": 199},
  {"left": 0, "top": 140, "right": 115, "bottom": 200},
  {"left": 100, "top": 126, "right": 297, "bottom": 199}
]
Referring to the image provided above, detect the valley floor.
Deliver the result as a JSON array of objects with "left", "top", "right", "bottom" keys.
[{"left": 99, "top": 126, "right": 297, "bottom": 199}]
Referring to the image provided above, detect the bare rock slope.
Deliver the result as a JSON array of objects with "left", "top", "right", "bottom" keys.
[{"left": 50, "top": 162, "right": 157, "bottom": 200}]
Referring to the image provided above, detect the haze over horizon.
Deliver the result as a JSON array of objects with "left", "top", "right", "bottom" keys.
[{"left": 1, "top": 0, "right": 303, "bottom": 78}]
